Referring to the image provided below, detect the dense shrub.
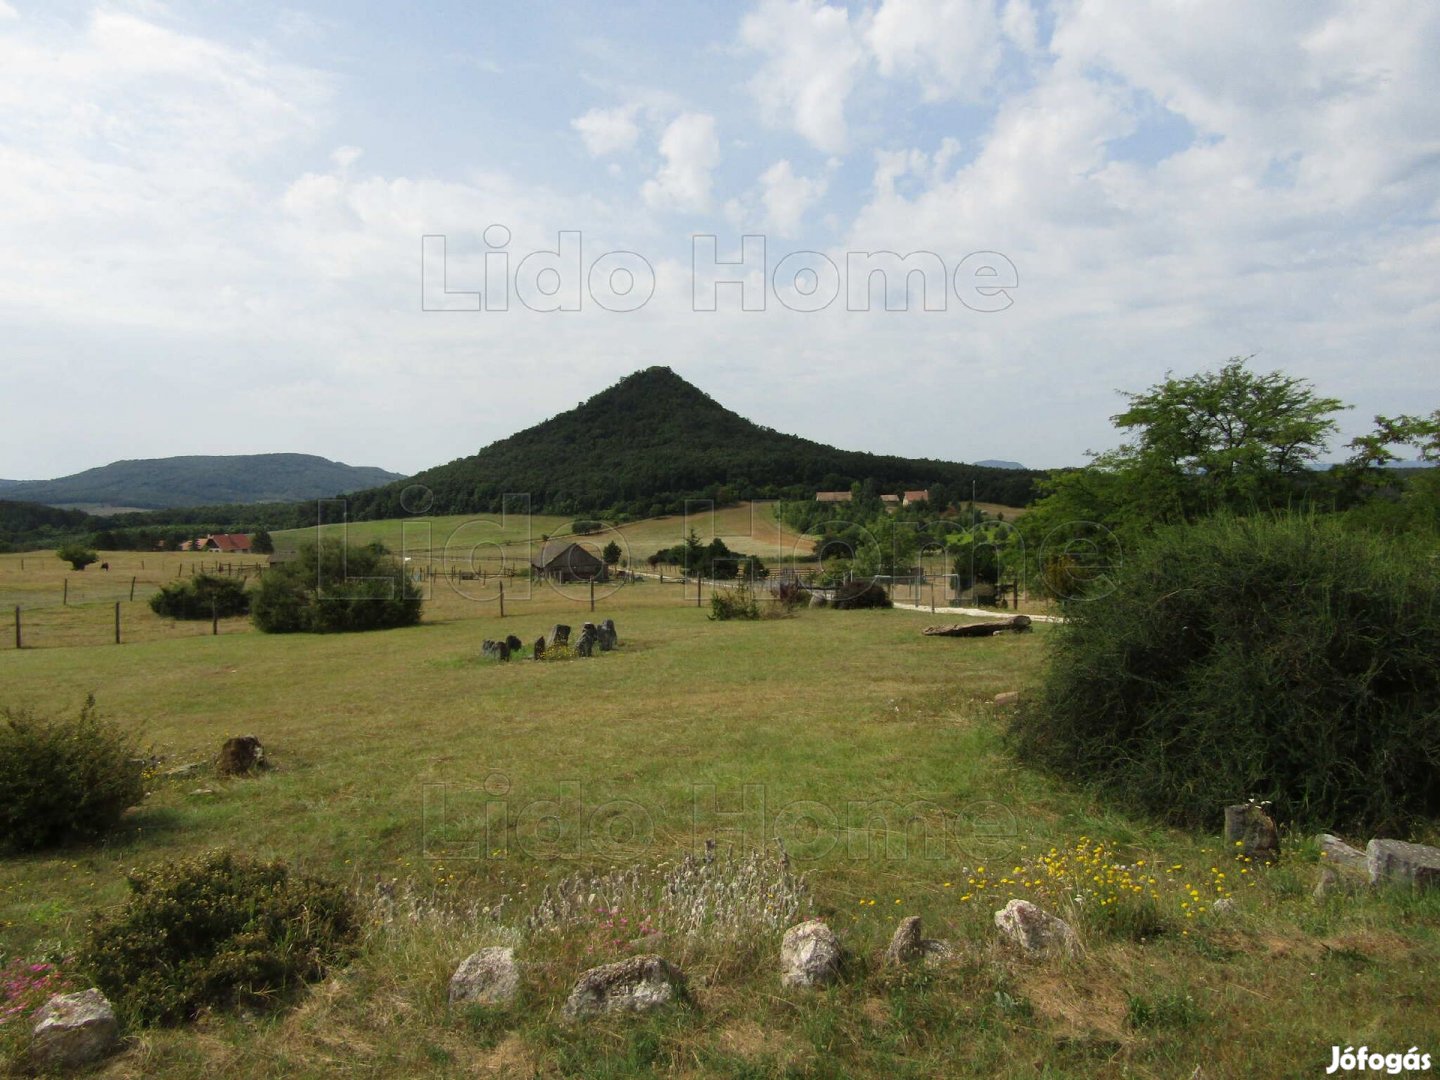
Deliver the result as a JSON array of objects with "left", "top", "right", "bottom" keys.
[
  {"left": 55, "top": 544, "right": 98, "bottom": 571},
  {"left": 829, "top": 580, "right": 893, "bottom": 609},
  {"left": 1009, "top": 512, "right": 1440, "bottom": 833},
  {"left": 81, "top": 850, "right": 359, "bottom": 1025},
  {"left": 0, "top": 695, "right": 144, "bottom": 852},
  {"left": 250, "top": 540, "right": 422, "bottom": 633},
  {"left": 148, "top": 573, "right": 250, "bottom": 619}
]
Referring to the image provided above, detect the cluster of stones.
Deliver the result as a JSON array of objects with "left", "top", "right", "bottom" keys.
[{"left": 483, "top": 619, "right": 618, "bottom": 662}]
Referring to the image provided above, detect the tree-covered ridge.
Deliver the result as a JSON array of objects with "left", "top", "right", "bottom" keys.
[
  {"left": 4, "top": 453, "right": 405, "bottom": 510},
  {"left": 341, "top": 367, "right": 1040, "bottom": 520}
]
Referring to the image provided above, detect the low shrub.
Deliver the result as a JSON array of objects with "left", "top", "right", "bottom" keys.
[
  {"left": 0, "top": 695, "right": 144, "bottom": 852},
  {"left": 81, "top": 850, "right": 360, "bottom": 1025},
  {"left": 1009, "top": 512, "right": 1440, "bottom": 833},
  {"left": 708, "top": 588, "right": 760, "bottom": 621},
  {"left": 148, "top": 573, "right": 250, "bottom": 619},
  {"left": 55, "top": 544, "right": 98, "bottom": 571}
]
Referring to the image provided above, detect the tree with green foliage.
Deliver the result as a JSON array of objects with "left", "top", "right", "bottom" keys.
[
  {"left": 56, "top": 543, "right": 99, "bottom": 571},
  {"left": 602, "top": 540, "right": 622, "bottom": 566},
  {"left": 250, "top": 540, "right": 422, "bottom": 633},
  {"left": 250, "top": 529, "right": 275, "bottom": 555}
]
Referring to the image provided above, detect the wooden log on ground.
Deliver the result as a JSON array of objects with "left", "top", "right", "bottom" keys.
[{"left": 921, "top": 615, "right": 1032, "bottom": 637}]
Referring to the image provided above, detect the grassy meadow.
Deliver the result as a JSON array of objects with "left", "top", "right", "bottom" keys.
[{"left": 1, "top": 533, "right": 1438, "bottom": 1078}]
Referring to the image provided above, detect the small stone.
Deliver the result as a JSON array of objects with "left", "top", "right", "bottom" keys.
[
  {"left": 574, "top": 624, "right": 597, "bottom": 658},
  {"left": 188, "top": 788, "right": 216, "bottom": 796},
  {"left": 919, "top": 939, "right": 958, "bottom": 967},
  {"left": 994, "top": 899, "right": 1078, "bottom": 958},
  {"left": 1210, "top": 898, "right": 1236, "bottom": 916},
  {"left": 1313, "top": 867, "right": 1341, "bottom": 901},
  {"left": 449, "top": 947, "right": 520, "bottom": 1007},
  {"left": 163, "top": 762, "right": 203, "bottom": 779},
  {"left": 780, "top": 919, "right": 844, "bottom": 988},
  {"left": 30, "top": 989, "right": 118, "bottom": 1070},
  {"left": 217, "top": 735, "right": 265, "bottom": 776},
  {"left": 1366, "top": 838, "right": 1440, "bottom": 890},
  {"left": 532, "top": 636, "right": 546, "bottom": 660},
  {"left": 1224, "top": 804, "right": 1279, "bottom": 864},
  {"left": 481, "top": 639, "right": 511, "bottom": 662},
  {"left": 562, "top": 955, "right": 686, "bottom": 1019},
  {"left": 993, "top": 691, "right": 1020, "bottom": 706},
  {"left": 884, "top": 916, "right": 923, "bottom": 966}
]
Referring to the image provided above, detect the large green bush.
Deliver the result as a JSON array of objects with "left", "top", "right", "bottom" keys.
[
  {"left": 250, "top": 540, "right": 422, "bottom": 633},
  {"left": 148, "top": 573, "right": 250, "bottom": 619},
  {"left": 1009, "top": 512, "right": 1440, "bottom": 833},
  {"left": 81, "top": 850, "right": 359, "bottom": 1025},
  {"left": 0, "top": 696, "right": 145, "bottom": 852}
]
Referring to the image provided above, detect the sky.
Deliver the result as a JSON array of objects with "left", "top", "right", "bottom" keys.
[{"left": 1, "top": 0, "right": 1437, "bottom": 480}]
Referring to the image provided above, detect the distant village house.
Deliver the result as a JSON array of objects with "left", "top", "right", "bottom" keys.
[
  {"left": 181, "top": 533, "right": 252, "bottom": 553},
  {"left": 814, "top": 491, "right": 853, "bottom": 503}
]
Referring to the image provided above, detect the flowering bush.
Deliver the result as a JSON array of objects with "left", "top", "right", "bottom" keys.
[{"left": 0, "top": 695, "right": 144, "bottom": 852}]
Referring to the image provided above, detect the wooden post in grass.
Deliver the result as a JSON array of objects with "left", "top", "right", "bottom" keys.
[
  {"left": 129, "top": 576, "right": 137, "bottom": 602},
  {"left": 114, "top": 602, "right": 120, "bottom": 645},
  {"left": 498, "top": 580, "right": 505, "bottom": 619},
  {"left": 590, "top": 578, "right": 595, "bottom": 612},
  {"left": 211, "top": 602, "right": 218, "bottom": 637},
  {"left": 696, "top": 575, "right": 702, "bottom": 608},
  {"left": 930, "top": 582, "right": 936, "bottom": 613},
  {"left": 63, "top": 577, "right": 68, "bottom": 606},
  {"left": 13, "top": 606, "right": 19, "bottom": 650}
]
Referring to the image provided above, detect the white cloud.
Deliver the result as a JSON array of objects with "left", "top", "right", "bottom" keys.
[
  {"left": 759, "top": 159, "right": 827, "bottom": 235},
  {"left": 642, "top": 112, "right": 720, "bottom": 212},
  {"left": 741, "top": 0, "right": 864, "bottom": 154},
  {"left": 0, "top": 2, "right": 18, "bottom": 20},
  {"left": 571, "top": 104, "right": 641, "bottom": 156},
  {"left": 866, "top": 0, "right": 1003, "bottom": 102}
]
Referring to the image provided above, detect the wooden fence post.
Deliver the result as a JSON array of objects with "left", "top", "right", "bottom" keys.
[
  {"left": 696, "top": 575, "right": 702, "bottom": 608},
  {"left": 211, "top": 602, "right": 218, "bottom": 636},
  {"left": 114, "top": 602, "right": 121, "bottom": 645},
  {"left": 590, "top": 578, "right": 595, "bottom": 612},
  {"left": 63, "top": 578, "right": 68, "bottom": 606},
  {"left": 13, "top": 606, "right": 19, "bottom": 650},
  {"left": 498, "top": 580, "right": 505, "bottom": 619},
  {"left": 129, "top": 576, "right": 137, "bottom": 602}
]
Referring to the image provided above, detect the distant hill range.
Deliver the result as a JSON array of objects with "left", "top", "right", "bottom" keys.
[
  {"left": 1, "top": 454, "right": 406, "bottom": 511},
  {"left": 974, "top": 459, "right": 1026, "bottom": 470},
  {"left": 341, "top": 366, "right": 1041, "bottom": 520}
]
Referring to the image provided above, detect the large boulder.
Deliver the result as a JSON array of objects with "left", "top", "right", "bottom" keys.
[
  {"left": 882, "top": 915, "right": 954, "bottom": 968},
  {"left": 481, "top": 639, "right": 511, "bottom": 662},
  {"left": 1224, "top": 803, "right": 1280, "bottom": 864},
  {"left": 1316, "top": 833, "right": 1369, "bottom": 876},
  {"left": 216, "top": 735, "right": 266, "bottom": 776},
  {"left": 30, "top": 989, "right": 119, "bottom": 1070},
  {"left": 544, "top": 624, "right": 571, "bottom": 650},
  {"left": 449, "top": 947, "right": 521, "bottom": 1007},
  {"left": 1366, "top": 838, "right": 1440, "bottom": 890},
  {"left": 994, "top": 899, "right": 1078, "bottom": 958},
  {"left": 780, "top": 920, "right": 843, "bottom": 988},
  {"left": 561, "top": 955, "right": 686, "bottom": 1019}
]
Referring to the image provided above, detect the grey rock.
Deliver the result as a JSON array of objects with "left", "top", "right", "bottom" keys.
[
  {"left": 449, "top": 947, "right": 520, "bottom": 1007},
  {"left": 481, "top": 639, "right": 511, "bottom": 661},
  {"left": 163, "top": 762, "right": 204, "bottom": 779},
  {"left": 1317, "top": 833, "right": 1369, "bottom": 875},
  {"left": 780, "top": 919, "right": 843, "bottom": 988},
  {"left": 994, "top": 899, "right": 1078, "bottom": 958},
  {"left": 808, "top": 592, "right": 829, "bottom": 608},
  {"left": 1366, "top": 838, "right": 1440, "bottom": 890},
  {"left": 562, "top": 955, "right": 686, "bottom": 1019},
  {"left": 574, "top": 624, "right": 597, "bottom": 658},
  {"left": 30, "top": 989, "right": 118, "bottom": 1070},
  {"left": 598, "top": 619, "right": 618, "bottom": 651},
  {"left": 532, "top": 636, "right": 546, "bottom": 660},
  {"left": 884, "top": 916, "right": 923, "bottom": 966},
  {"left": 545, "top": 624, "right": 571, "bottom": 650},
  {"left": 919, "top": 939, "right": 958, "bottom": 967},
  {"left": 1210, "top": 897, "right": 1236, "bottom": 917},
  {"left": 1313, "top": 867, "right": 1342, "bottom": 901},
  {"left": 1224, "top": 804, "right": 1280, "bottom": 864}
]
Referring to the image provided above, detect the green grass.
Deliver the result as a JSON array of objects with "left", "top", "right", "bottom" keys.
[{"left": 0, "top": 579, "right": 1438, "bottom": 1077}]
